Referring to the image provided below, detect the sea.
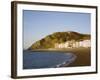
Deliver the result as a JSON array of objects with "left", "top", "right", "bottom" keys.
[{"left": 23, "top": 50, "right": 76, "bottom": 69}]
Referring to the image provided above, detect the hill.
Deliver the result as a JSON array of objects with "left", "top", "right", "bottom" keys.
[{"left": 28, "top": 31, "right": 90, "bottom": 50}]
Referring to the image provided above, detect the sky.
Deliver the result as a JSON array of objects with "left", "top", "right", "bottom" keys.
[{"left": 23, "top": 10, "right": 91, "bottom": 49}]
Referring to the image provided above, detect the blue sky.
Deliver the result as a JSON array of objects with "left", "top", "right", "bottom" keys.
[{"left": 23, "top": 10, "right": 91, "bottom": 49}]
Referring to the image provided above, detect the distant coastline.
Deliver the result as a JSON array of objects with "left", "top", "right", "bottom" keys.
[{"left": 26, "top": 47, "right": 90, "bottom": 52}]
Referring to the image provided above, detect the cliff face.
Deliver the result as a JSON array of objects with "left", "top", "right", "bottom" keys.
[{"left": 28, "top": 31, "right": 90, "bottom": 50}]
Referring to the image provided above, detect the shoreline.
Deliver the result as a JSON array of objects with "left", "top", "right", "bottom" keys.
[
  {"left": 24, "top": 47, "right": 91, "bottom": 67},
  {"left": 26, "top": 47, "right": 90, "bottom": 52}
]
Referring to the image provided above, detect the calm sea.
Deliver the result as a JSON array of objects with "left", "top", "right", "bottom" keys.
[{"left": 23, "top": 50, "right": 76, "bottom": 69}]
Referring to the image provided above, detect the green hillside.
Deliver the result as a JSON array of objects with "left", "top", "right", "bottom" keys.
[{"left": 28, "top": 31, "right": 90, "bottom": 50}]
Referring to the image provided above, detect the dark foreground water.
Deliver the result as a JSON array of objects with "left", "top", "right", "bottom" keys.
[{"left": 23, "top": 50, "right": 76, "bottom": 69}]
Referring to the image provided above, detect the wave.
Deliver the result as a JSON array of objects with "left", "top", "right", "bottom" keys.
[{"left": 53, "top": 53, "right": 77, "bottom": 68}]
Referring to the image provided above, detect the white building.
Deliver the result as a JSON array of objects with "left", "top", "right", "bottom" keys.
[
  {"left": 80, "top": 40, "right": 91, "bottom": 47},
  {"left": 55, "top": 40, "right": 91, "bottom": 48}
]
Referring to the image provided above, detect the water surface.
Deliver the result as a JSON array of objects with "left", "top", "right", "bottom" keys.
[{"left": 23, "top": 50, "right": 76, "bottom": 69}]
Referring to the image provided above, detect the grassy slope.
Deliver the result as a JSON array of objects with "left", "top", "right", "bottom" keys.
[{"left": 28, "top": 31, "right": 90, "bottom": 50}]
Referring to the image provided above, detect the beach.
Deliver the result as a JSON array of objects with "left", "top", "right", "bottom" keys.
[
  {"left": 29, "top": 47, "right": 91, "bottom": 67},
  {"left": 66, "top": 47, "right": 91, "bottom": 67}
]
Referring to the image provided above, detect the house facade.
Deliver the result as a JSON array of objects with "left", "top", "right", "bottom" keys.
[{"left": 55, "top": 40, "right": 91, "bottom": 48}]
